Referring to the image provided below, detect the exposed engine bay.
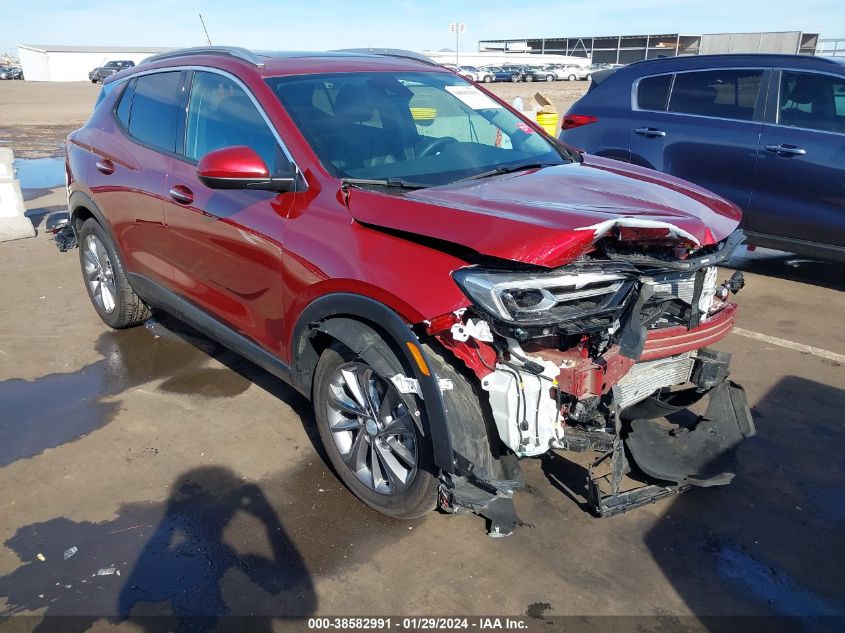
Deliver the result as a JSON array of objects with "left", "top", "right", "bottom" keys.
[{"left": 431, "top": 228, "right": 755, "bottom": 534}]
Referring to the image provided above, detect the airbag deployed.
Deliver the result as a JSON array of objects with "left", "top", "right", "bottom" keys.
[{"left": 625, "top": 381, "right": 755, "bottom": 487}]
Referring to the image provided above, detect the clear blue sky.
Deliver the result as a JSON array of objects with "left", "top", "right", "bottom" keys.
[{"left": 2, "top": 0, "right": 842, "bottom": 58}]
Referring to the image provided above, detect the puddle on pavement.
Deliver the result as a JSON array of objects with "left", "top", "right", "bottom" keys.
[
  {"left": 0, "top": 321, "right": 253, "bottom": 468},
  {"left": 13, "top": 156, "right": 65, "bottom": 190},
  {"left": 0, "top": 461, "right": 422, "bottom": 623}
]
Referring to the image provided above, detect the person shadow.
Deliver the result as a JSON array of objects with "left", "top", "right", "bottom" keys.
[{"left": 0, "top": 466, "right": 316, "bottom": 633}]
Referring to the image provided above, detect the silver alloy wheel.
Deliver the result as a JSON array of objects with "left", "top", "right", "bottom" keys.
[
  {"left": 82, "top": 234, "right": 117, "bottom": 314},
  {"left": 325, "top": 361, "right": 418, "bottom": 495}
]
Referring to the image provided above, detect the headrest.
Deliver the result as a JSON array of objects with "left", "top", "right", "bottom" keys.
[
  {"left": 334, "top": 84, "right": 378, "bottom": 123},
  {"left": 787, "top": 77, "right": 825, "bottom": 105}
]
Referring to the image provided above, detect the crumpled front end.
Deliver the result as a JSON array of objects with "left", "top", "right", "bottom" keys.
[{"left": 432, "top": 226, "right": 753, "bottom": 525}]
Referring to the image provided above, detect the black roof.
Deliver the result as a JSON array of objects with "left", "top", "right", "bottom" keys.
[{"left": 630, "top": 53, "right": 845, "bottom": 69}]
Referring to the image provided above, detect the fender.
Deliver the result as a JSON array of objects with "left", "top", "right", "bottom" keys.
[
  {"left": 291, "top": 293, "right": 455, "bottom": 473},
  {"left": 69, "top": 190, "right": 117, "bottom": 244}
]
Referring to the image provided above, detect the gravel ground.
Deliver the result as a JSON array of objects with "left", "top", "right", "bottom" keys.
[
  {"left": 0, "top": 81, "right": 99, "bottom": 158},
  {"left": 485, "top": 79, "right": 589, "bottom": 116}
]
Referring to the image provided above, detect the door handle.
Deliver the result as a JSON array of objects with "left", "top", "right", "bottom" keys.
[
  {"left": 764, "top": 144, "right": 806, "bottom": 156},
  {"left": 169, "top": 185, "right": 194, "bottom": 205},
  {"left": 634, "top": 127, "right": 667, "bottom": 137},
  {"left": 95, "top": 159, "right": 115, "bottom": 175}
]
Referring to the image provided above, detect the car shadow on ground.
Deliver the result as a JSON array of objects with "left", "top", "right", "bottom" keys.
[
  {"left": 146, "top": 310, "right": 329, "bottom": 464},
  {"left": 0, "top": 466, "right": 317, "bottom": 632},
  {"left": 642, "top": 375, "right": 845, "bottom": 631}
]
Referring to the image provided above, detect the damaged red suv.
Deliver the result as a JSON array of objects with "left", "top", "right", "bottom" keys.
[{"left": 58, "top": 47, "right": 753, "bottom": 534}]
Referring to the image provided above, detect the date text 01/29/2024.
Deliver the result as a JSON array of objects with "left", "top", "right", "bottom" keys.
[{"left": 307, "top": 617, "right": 529, "bottom": 629}]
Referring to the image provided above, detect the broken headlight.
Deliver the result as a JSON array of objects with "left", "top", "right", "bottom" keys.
[{"left": 452, "top": 264, "right": 636, "bottom": 327}]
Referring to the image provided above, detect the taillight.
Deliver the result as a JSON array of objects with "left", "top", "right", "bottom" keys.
[{"left": 561, "top": 114, "right": 598, "bottom": 130}]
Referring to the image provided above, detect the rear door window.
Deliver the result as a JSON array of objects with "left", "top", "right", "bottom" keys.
[
  {"left": 127, "top": 71, "right": 183, "bottom": 153},
  {"left": 778, "top": 70, "right": 845, "bottom": 134},
  {"left": 636, "top": 74, "right": 672, "bottom": 111},
  {"left": 668, "top": 69, "right": 764, "bottom": 121}
]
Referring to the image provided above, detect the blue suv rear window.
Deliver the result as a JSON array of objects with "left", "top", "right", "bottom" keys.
[{"left": 668, "top": 69, "right": 763, "bottom": 121}]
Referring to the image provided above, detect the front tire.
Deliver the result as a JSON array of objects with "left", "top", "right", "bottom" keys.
[
  {"left": 78, "top": 218, "right": 151, "bottom": 329},
  {"left": 545, "top": 74, "right": 554, "bottom": 82},
  {"left": 313, "top": 338, "right": 439, "bottom": 519},
  {"left": 510, "top": 74, "right": 519, "bottom": 82},
  {"left": 568, "top": 74, "right": 577, "bottom": 82}
]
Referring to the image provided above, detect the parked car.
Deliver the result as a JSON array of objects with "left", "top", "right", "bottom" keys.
[
  {"left": 458, "top": 65, "right": 493, "bottom": 83},
  {"left": 547, "top": 64, "right": 585, "bottom": 81},
  {"left": 526, "top": 66, "right": 558, "bottom": 82},
  {"left": 486, "top": 65, "right": 524, "bottom": 82},
  {"left": 88, "top": 60, "right": 135, "bottom": 83},
  {"left": 58, "top": 46, "right": 753, "bottom": 534},
  {"left": 0, "top": 65, "right": 23, "bottom": 80},
  {"left": 560, "top": 53, "right": 845, "bottom": 262}
]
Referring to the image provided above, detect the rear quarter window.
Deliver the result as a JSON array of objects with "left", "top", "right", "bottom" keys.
[{"left": 636, "top": 74, "right": 672, "bottom": 111}]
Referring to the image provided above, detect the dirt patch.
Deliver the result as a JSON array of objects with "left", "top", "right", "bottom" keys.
[{"left": 485, "top": 80, "right": 589, "bottom": 119}]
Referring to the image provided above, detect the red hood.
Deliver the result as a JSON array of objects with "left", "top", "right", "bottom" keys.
[{"left": 345, "top": 155, "right": 742, "bottom": 268}]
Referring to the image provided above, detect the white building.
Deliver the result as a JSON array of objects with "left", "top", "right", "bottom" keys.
[{"left": 17, "top": 45, "right": 172, "bottom": 81}]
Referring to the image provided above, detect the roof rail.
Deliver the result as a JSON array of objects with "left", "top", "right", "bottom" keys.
[
  {"left": 331, "top": 48, "right": 437, "bottom": 66},
  {"left": 142, "top": 46, "right": 264, "bottom": 67}
]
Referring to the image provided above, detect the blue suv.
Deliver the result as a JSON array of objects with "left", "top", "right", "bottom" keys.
[{"left": 560, "top": 54, "right": 845, "bottom": 262}]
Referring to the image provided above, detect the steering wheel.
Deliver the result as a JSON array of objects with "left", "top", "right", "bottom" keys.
[{"left": 417, "top": 136, "right": 457, "bottom": 158}]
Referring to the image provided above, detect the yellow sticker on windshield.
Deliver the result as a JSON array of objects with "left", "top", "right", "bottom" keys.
[{"left": 444, "top": 85, "right": 502, "bottom": 110}]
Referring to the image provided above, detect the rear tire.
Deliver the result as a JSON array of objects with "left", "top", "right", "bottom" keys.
[
  {"left": 78, "top": 218, "right": 151, "bottom": 329},
  {"left": 545, "top": 74, "right": 554, "bottom": 82},
  {"left": 510, "top": 74, "right": 519, "bottom": 82},
  {"left": 568, "top": 74, "right": 577, "bottom": 82},
  {"left": 313, "top": 338, "right": 439, "bottom": 519}
]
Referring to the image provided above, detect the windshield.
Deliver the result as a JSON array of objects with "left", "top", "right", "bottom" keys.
[{"left": 267, "top": 71, "right": 568, "bottom": 186}]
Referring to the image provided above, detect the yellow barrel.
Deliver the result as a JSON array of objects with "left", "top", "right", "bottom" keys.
[{"left": 536, "top": 112, "right": 558, "bottom": 135}]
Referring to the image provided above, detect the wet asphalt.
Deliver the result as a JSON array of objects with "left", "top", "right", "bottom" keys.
[{"left": 0, "top": 170, "right": 843, "bottom": 632}]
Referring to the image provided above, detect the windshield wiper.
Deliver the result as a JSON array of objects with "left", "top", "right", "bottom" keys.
[
  {"left": 452, "top": 162, "right": 561, "bottom": 184},
  {"left": 340, "top": 177, "right": 429, "bottom": 191}
]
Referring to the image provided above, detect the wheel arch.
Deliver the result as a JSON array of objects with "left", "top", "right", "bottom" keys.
[
  {"left": 291, "top": 292, "right": 456, "bottom": 473},
  {"left": 69, "top": 191, "right": 115, "bottom": 243}
]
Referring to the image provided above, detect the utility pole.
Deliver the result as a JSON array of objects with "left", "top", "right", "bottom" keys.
[
  {"left": 449, "top": 22, "right": 466, "bottom": 66},
  {"left": 199, "top": 13, "right": 212, "bottom": 46}
]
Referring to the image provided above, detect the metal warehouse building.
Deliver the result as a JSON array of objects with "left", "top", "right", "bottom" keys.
[
  {"left": 479, "top": 31, "right": 820, "bottom": 64},
  {"left": 17, "top": 45, "right": 172, "bottom": 81}
]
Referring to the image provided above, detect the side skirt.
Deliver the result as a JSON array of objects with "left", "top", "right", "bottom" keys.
[
  {"left": 744, "top": 230, "right": 845, "bottom": 264},
  {"left": 126, "top": 273, "right": 295, "bottom": 391}
]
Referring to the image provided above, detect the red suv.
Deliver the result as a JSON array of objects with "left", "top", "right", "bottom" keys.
[{"left": 58, "top": 47, "right": 754, "bottom": 534}]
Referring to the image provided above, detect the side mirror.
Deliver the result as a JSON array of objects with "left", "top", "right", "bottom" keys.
[{"left": 196, "top": 146, "right": 296, "bottom": 192}]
